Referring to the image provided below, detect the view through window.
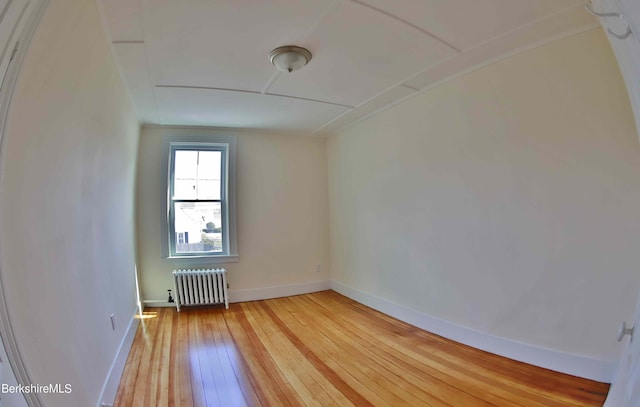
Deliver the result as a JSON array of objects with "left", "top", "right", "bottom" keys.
[{"left": 170, "top": 146, "right": 226, "bottom": 255}]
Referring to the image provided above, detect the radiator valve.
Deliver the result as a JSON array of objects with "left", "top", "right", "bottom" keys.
[{"left": 167, "top": 289, "right": 174, "bottom": 303}]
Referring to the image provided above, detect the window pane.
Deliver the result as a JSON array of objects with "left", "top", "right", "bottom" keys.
[
  {"left": 174, "top": 151, "right": 198, "bottom": 199},
  {"left": 196, "top": 151, "right": 221, "bottom": 200},
  {"left": 173, "top": 150, "right": 221, "bottom": 200},
  {"left": 174, "top": 201, "right": 223, "bottom": 253}
]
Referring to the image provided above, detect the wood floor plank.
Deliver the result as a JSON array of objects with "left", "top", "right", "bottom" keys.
[
  {"left": 167, "top": 309, "right": 178, "bottom": 406},
  {"left": 273, "top": 297, "right": 459, "bottom": 407},
  {"left": 257, "top": 300, "right": 372, "bottom": 407},
  {"left": 113, "top": 311, "right": 151, "bottom": 406},
  {"left": 224, "top": 306, "right": 300, "bottom": 406},
  {"left": 298, "top": 293, "right": 535, "bottom": 406},
  {"left": 177, "top": 309, "right": 195, "bottom": 406},
  {"left": 241, "top": 301, "right": 345, "bottom": 407},
  {"left": 114, "top": 291, "right": 609, "bottom": 407},
  {"left": 307, "top": 292, "right": 595, "bottom": 407},
  {"left": 322, "top": 290, "right": 609, "bottom": 400},
  {"left": 197, "top": 310, "right": 248, "bottom": 407},
  {"left": 211, "top": 310, "right": 262, "bottom": 406},
  {"left": 155, "top": 308, "right": 172, "bottom": 407},
  {"left": 191, "top": 311, "right": 218, "bottom": 407},
  {"left": 134, "top": 308, "right": 162, "bottom": 407},
  {"left": 276, "top": 296, "right": 492, "bottom": 407}
]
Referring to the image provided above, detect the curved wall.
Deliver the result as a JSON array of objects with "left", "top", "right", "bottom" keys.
[
  {"left": 0, "top": 0, "right": 140, "bottom": 405},
  {"left": 327, "top": 28, "right": 640, "bottom": 379}
]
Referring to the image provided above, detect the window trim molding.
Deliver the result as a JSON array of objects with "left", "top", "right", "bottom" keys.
[
  {"left": 161, "top": 134, "right": 238, "bottom": 264},
  {"left": 168, "top": 142, "right": 228, "bottom": 257}
]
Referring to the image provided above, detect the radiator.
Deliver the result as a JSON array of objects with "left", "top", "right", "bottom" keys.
[{"left": 172, "top": 268, "right": 229, "bottom": 312}]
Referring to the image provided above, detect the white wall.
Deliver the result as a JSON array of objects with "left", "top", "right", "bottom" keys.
[
  {"left": 0, "top": 0, "right": 140, "bottom": 405},
  {"left": 328, "top": 28, "right": 640, "bottom": 369},
  {"left": 137, "top": 126, "right": 329, "bottom": 303}
]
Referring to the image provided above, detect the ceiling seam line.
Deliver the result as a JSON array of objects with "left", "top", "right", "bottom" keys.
[
  {"left": 136, "top": 0, "right": 162, "bottom": 124},
  {"left": 301, "top": 0, "right": 344, "bottom": 42},
  {"left": 156, "top": 85, "right": 262, "bottom": 96},
  {"left": 265, "top": 92, "right": 354, "bottom": 108},
  {"left": 400, "top": 2, "right": 592, "bottom": 91},
  {"left": 155, "top": 85, "right": 354, "bottom": 108},
  {"left": 348, "top": 0, "right": 462, "bottom": 53},
  {"left": 438, "top": 1, "right": 591, "bottom": 62},
  {"left": 400, "top": 84, "right": 420, "bottom": 92},
  {"left": 312, "top": 107, "right": 355, "bottom": 134},
  {"left": 261, "top": 72, "right": 280, "bottom": 94},
  {"left": 320, "top": 23, "right": 601, "bottom": 136}
]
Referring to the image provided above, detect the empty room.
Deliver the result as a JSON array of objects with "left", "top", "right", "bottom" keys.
[{"left": 1, "top": 0, "right": 640, "bottom": 406}]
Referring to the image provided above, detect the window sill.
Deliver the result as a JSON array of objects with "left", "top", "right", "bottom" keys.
[{"left": 167, "top": 254, "right": 239, "bottom": 266}]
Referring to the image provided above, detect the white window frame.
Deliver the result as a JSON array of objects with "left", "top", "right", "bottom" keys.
[{"left": 162, "top": 135, "right": 238, "bottom": 264}]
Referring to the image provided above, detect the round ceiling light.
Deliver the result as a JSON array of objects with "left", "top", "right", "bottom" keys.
[{"left": 269, "top": 46, "right": 312, "bottom": 73}]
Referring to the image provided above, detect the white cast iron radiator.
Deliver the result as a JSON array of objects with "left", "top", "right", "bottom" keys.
[{"left": 172, "top": 268, "right": 229, "bottom": 311}]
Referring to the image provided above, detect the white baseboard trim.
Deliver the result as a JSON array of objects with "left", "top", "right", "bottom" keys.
[
  {"left": 96, "top": 308, "right": 140, "bottom": 407},
  {"left": 143, "top": 300, "right": 175, "bottom": 308},
  {"left": 142, "top": 280, "right": 331, "bottom": 308},
  {"left": 229, "top": 279, "right": 330, "bottom": 303},
  {"left": 330, "top": 280, "right": 616, "bottom": 383}
]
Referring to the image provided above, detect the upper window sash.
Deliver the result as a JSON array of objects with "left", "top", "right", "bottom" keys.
[{"left": 169, "top": 144, "right": 226, "bottom": 202}]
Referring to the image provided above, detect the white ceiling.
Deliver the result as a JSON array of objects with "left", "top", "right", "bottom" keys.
[{"left": 97, "top": 0, "right": 597, "bottom": 134}]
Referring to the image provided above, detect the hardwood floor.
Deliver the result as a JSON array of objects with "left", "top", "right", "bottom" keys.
[{"left": 115, "top": 290, "right": 609, "bottom": 406}]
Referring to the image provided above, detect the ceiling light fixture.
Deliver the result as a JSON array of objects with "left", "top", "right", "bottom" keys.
[{"left": 269, "top": 46, "right": 312, "bottom": 73}]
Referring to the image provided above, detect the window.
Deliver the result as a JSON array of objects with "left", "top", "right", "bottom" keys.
[
  {"left": 177, "top": 232, "right": 188, "bottom": 245},
  {"left": 166, "top": 138, "right": 237, "bottom": 262}
]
